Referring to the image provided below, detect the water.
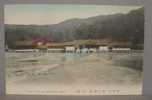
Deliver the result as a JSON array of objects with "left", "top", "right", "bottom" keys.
[{"left": 5, "top": 52, "right": 143, "bottom": 95}]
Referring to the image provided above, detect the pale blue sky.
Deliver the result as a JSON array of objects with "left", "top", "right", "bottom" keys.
[{"left": 5, "top": 4, "right": 142, "bottom": 25}]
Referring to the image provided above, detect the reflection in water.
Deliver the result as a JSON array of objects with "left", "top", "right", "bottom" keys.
[
  {"left": 64, "top": 53, "right": 89, "bottom": 62},
  {"left": 6, "top": 52, "right": 143, "bottom": 95}
]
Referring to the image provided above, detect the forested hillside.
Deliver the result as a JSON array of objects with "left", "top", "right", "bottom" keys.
[{"left": 5, "top": 7, "right": 144, "bottom": 49}]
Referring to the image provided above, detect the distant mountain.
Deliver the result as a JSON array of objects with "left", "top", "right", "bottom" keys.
[
  {"left": 5, "top": 7, "right": 144, "bottom": 49},
  {"left": 51, "top": 13, "right": 124, "bottom": 33}
]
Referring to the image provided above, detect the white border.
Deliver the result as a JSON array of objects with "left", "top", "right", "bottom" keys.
[{"left": 0, "top": 0, "right": 152, "bottom": 96}]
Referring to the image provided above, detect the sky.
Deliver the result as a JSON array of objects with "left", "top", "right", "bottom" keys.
[{"left": 4, "top": 4, "right": 142, "bottom": 25}]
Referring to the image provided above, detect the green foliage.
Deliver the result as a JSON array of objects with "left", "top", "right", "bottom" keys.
[{"left": 5, "top": 8, "right": 144, "bottom": 49}]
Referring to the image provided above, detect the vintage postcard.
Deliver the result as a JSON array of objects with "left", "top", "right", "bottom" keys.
[{"left": 5, "top": 4, "right": 144, "bottom": 95}]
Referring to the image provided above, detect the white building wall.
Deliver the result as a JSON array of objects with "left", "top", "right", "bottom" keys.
[
  {"left": 99, "top": 46, "right": 109, "bottom": 52},
  {"left": 65, "top": 46, "right": 75, "bottom": 53}
]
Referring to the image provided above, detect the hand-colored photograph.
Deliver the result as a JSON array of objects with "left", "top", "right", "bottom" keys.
[{"left": 5, "top": 4, "right": 144, "bottom": 95}]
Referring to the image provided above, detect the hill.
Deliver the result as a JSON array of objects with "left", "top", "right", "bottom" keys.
[{"left": 5, "top": 7, "right": 144, "bottom": 49}]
